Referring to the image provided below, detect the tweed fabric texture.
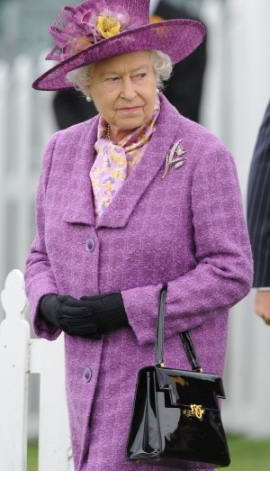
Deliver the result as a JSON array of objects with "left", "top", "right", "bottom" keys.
[
  {"left": 24, "top": 93, "right": 253, "bottom": 470},
  {"left": 90, "top": 93, "right": 160, "bottom": 218}
]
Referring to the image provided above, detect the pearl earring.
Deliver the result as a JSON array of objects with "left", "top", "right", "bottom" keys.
[{"left": 86, "top": 96, "right": 91, "bottom": 102}]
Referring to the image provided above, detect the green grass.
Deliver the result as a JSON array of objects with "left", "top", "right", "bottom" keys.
[
  {"left": 219, "top": 435, "right": 270, "bottom": 471},
  {"left": 27, "top": 441, "right": 38, "bottom": 471},
  {"left": 27, "top": 436, "right": 270, "bottom": 471}
]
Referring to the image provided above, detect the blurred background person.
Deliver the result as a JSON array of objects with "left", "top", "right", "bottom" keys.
[
  {"left": 53, "top": 0, "right": 207, "bottom": 129},
  {"left": 247, "top": 102, "right": 270, "bottom": 326}
]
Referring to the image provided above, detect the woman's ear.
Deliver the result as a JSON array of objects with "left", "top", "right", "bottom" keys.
[{"left": 86, "top": 82, "right": 93, "bottom": 102}]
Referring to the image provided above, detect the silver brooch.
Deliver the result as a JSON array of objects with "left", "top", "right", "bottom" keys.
[{"left": 162, "top": 139, "right": 186, "bottom": 179}]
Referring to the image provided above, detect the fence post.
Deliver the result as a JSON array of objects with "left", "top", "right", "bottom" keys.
[
  {"left": 30, "top": 336, "right": 74, "bottom": 471},
  {"left": 0, "top": 269, "right": 30, "bottom": 470}
]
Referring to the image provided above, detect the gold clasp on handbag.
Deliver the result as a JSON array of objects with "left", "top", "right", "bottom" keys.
[{"left": 183, "top": 404, "right": 205, "bottom": 420}]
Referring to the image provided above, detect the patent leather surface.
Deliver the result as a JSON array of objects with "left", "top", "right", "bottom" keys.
[
  {"left": 126, "top": 286, "right": 231, "bottom": 467},
  {"left": 126, "top": 367, "right": 161, "bottom": 459},
  {"left": 155, "top": 366, "right": 230, "bottom": 466},
  {"left": 126, "top": 366, "right": 230, "bottom": 467}
]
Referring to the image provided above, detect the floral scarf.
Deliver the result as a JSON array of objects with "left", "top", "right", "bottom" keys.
[{"left": 90, "top": 93, "right": 161, "bottom": 219}]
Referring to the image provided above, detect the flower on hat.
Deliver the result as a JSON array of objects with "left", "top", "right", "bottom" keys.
[
  {"left": 46, "top": 3, "right": 132, "bottom": 61},
  {"left": 96, "top": 15, "right": 121, "bottom": 38}
]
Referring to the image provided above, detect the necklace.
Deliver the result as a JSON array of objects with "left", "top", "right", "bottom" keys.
[{"left": 106, "top": 123, "right": 111, "bottom": 141}]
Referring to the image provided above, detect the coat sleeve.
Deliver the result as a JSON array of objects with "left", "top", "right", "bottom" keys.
[
  {"left": 24, "top": 132, "right": 62, "bottom": 341},
  {"left": 121, "top": 145, "right": 254, "bottom": 346}
]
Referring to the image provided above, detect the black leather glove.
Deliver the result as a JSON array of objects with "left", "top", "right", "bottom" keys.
[
  {"left": 80, "top": 292, "right": 129, "bottom": 335},
  {"left": 39, "top": 294, "right": 101, "bottom": 339}
]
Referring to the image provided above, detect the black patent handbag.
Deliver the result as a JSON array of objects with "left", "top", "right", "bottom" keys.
[{"left": 126, "top": 284, "right": 231, "bottom": 468}]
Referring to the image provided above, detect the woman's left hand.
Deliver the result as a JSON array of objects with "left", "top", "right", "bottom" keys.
[{"left": 80, "top": 292, "right": 129, "bottom": 334}]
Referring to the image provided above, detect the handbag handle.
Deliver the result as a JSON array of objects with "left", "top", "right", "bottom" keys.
[{"left": 155, "top": 285, "right": 202, "bottom": 372}]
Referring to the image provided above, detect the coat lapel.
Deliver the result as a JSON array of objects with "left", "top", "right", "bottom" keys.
[
  {"left": 62, "top": 115, "right": 99, "bottom": 227},
  {"left": 63, "top": 94, "right": 181, "bottom": 229}
]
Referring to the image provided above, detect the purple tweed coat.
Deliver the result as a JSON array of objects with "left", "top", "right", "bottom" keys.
[{"left": 24, "top": 93, "right": 253, "bottom": 471}]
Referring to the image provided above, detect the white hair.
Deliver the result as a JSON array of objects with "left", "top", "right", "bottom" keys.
[{"left": 66, "top": 50, "right": 173, "bottom": 100}]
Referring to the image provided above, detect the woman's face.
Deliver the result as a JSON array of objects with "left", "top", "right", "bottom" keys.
[{"left": 87, "top": 51, "right": 157, "bottom": 139}]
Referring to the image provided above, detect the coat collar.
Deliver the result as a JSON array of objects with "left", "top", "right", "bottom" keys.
[{"left": 63, "top": 93, "right": 181, "bottom": 229}]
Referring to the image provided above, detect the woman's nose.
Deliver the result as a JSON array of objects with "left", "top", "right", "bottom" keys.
[{"left": 120, "top": 76, "right": 137, "bottom": 100}]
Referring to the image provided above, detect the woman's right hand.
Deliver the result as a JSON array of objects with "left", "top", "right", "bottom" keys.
[
  {"left": 255, "top": 290, "right": 270, "bottom": 325},
  {"left": 39, "top": 294, "right": 101, "bottom": 339}
]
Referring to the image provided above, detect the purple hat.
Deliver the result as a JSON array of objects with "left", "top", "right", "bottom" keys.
[{"left": 33, "top": 0, "right": 206, "bottom": 91}]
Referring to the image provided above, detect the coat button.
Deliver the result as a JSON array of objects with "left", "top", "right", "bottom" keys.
[
  {"left": 83, "top": 367, "right": 92, "bottom": 383},
  {"left": 87, "top": 238, "right": 95, "bottom": 252}
]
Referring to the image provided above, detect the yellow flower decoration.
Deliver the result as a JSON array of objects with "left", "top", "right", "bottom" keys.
[{"left": 96, "top": 16, "right": 121, "bottom": 39}]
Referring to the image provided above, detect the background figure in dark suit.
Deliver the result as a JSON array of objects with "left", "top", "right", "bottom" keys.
[
  {"left": 53, "top": 88, "right": 93, "bottom": 129},
  {"left": 247, "top": 101, "right": 270, "bottom": 325},
  {"left": 152, "top": 0, "right": 207, "bottom": 122},
  {"left": 53, "top": 0, "right": 207, "bottom": 129}
]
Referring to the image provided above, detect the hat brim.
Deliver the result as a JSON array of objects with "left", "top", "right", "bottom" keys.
[{"left": 33, "top": 19, "right": 206, "bottom": 91}]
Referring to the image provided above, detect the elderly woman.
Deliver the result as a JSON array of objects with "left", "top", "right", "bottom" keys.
[{"left": 25, "top": 0, "right": 253, "bottom": 471}]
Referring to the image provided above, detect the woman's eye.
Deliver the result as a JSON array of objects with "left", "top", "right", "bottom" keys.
[
  {"left": 106, "top": 77, "right": 119, "bottom": 82},
  {"left": 134, "top": 73, "right": 147, "bottom": 79}
]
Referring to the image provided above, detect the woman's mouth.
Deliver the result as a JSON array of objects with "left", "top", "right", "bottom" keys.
[{"left": 119, "top": 106, "right": 142, "bottom": 113}]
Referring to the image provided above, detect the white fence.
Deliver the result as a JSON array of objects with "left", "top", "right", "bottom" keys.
[
  {"left": 0, "top": 52, "right": 57, "bottom": 443},
  {"left": 0, "top": 270, "right": 74, "bottom": 471},
  {"left": 1, "top": 269, "right": 270, "bottom": 470},
  {"left": 0, "top": 53, "right": 56, "bottom": 305}
]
